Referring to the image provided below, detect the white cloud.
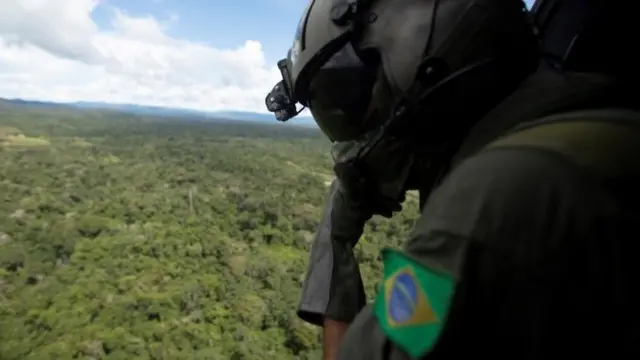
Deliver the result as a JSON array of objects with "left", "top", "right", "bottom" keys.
[{"left": 0, "top": 0, "right": 281, "bottom": 112}]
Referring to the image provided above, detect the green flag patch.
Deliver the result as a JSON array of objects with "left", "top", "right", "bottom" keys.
[{"left": 374, "top": 248, "right": 456, "bottom": 358}]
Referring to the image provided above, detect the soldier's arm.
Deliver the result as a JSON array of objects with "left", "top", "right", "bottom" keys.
[
  {"left": 297, "top": 178, "right": 373, "bottom": 326},
  {"left": 337, "top": 146, "right": 610, "bottom": 359},
  {"left": 297, "top": 178, "right": 374, "bottom": 359}
]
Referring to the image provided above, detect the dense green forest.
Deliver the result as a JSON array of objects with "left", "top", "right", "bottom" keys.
[{"left": 0, "top": 104, "right": 419, "bottom": 359}]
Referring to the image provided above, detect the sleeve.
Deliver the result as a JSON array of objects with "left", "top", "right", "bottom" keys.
[
  {"left": 297, "top": 178, "right": 374, "bottom": 326},
  {"left": 338, "top": 146, "right": 613, "bottom": 359}
]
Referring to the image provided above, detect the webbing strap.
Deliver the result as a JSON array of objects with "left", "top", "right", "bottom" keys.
[{"left": 484, "top": 109, "right": 640, "bottom": 180}]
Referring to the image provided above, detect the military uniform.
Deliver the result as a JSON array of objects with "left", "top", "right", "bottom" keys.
[
  {"left": 264, "top": 0, "right": 564, "bottom": 352},
  {"left": 264, "top": 0, "right": 640, "bottom": 356},
  {"left": 297, "top": 68, "right": 637, "bottom": 328},
  {"left": 297, "top": 178, "right": 371, "bottom": 326},
  {"left": 298, "top": 159, "right": 439, "bottom": 326},
  {"left": 336, "top": 71, "right": 640, "bottom": 358}
]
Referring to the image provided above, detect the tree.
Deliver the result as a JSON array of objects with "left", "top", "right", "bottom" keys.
[{"left": 0, "top": 104, "right": 419, "bottom": 359}]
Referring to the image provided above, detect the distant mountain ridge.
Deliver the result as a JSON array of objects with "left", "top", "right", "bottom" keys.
[{"left": 0, "top": 98, "right": 316, "bottom": 127}]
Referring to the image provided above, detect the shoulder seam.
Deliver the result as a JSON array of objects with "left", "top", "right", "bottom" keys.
[{"left": 474, "top": 145, "right": 606, "bottom": 186}]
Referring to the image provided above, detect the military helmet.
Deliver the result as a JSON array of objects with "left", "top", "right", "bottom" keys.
[{"left": 278, "top": 0, "right": 538, "bottom": 143}]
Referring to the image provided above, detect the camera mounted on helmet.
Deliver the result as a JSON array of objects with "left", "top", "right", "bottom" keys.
[{"left": 264, "top": 59, "right": 302, "bottom": 122}]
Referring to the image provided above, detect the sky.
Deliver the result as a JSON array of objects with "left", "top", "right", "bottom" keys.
[{"left": 0, "top": 0, "right": 536, "bottom": 113}]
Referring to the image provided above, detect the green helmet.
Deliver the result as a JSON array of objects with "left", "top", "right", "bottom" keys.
[
  {"left": 265, "top": 0, "right": 538, "bottom": 214},
  {"left": 277, "top": 0, "right": 538, "bottom": 143}
]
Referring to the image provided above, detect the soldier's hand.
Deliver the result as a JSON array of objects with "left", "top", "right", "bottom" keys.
[{"left": 323, "top": 319, "right": 350, "bottom": 360}]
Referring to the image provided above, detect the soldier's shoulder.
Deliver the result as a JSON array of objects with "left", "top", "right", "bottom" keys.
[
  {"left": 418, "top": 144, "right": 596, "bottom": 237},
  {"left": 443, "top": 144, "right": 581, "bottom": 199}
]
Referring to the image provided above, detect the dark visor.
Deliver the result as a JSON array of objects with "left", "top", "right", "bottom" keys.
[{"left": 306, "top": 43, "right": 379, "bottom": 142}]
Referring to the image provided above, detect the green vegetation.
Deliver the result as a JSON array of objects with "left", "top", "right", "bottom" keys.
[{"left": 0, "top": 105, "right": 419, "bottom": 359}]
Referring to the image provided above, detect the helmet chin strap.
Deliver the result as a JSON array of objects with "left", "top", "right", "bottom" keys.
[
  {"left": 332, "top": 56, "right": 497, "bottom": 215},
  {"left": 354, "top": 56, "right": 497, "bottom": 162},
  {"left": 345, "top": 0, "right": 443, "bottom": 162},
  {"left": 330, "top": 0, "right": 500, "bottom": 214}
]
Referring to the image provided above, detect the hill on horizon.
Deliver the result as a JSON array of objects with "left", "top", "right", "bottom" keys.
[{"left": 0, "top": 97, "right": 316, "bottom": 127}]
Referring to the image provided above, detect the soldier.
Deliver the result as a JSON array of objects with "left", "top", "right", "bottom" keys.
[
  {"left": 266, "top": 0, "right": 538, "bottom": 358},
  {"left": 266, "top": 0, "right": 640, "bottom": 358}
]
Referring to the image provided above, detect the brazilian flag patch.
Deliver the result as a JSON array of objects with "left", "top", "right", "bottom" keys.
[{"left": 374, "top": 248, "right": 455, "bottom": 358}]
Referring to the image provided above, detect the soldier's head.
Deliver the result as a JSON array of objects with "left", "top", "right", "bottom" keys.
[{"left": 267, "top": 0, "right": 538, "bottom": 211}]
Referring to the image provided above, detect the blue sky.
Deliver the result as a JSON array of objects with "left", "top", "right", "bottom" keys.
[
  {"left": 93, "top": 0, "right": 308, "bottom": 65},
  {"left": 94, "top": 0, "right": 536, "bottom": 65},
  {"left": 0, "top": 0, "right": 538, "bottom": 112}
]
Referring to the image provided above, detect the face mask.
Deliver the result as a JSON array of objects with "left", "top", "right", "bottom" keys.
[{"left": 332, "top": 128, "right": 416, "bottom": 217}]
